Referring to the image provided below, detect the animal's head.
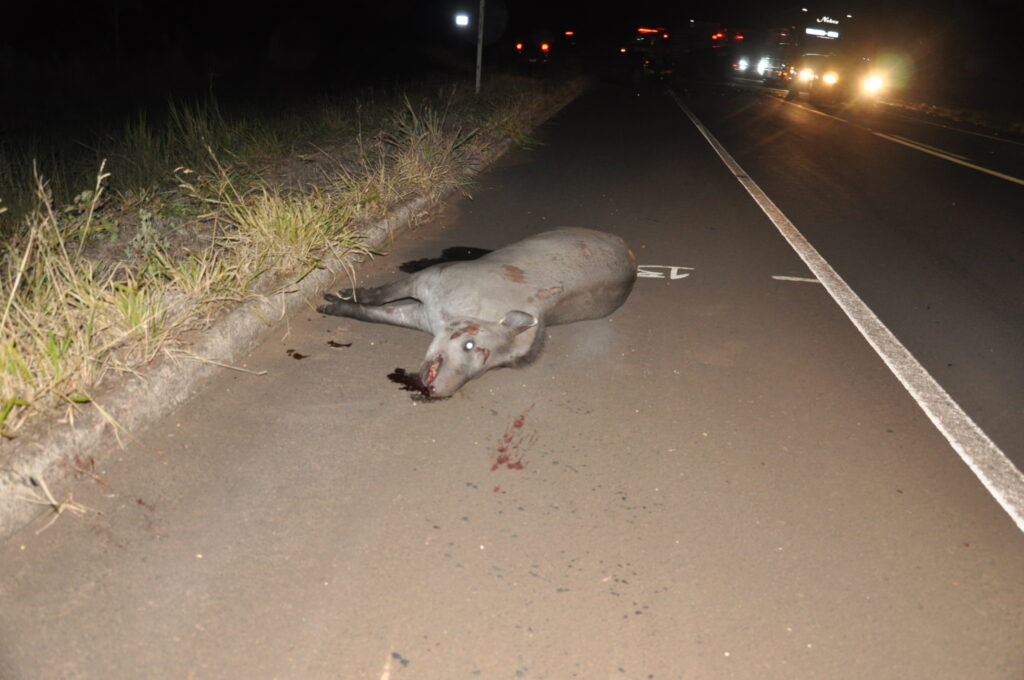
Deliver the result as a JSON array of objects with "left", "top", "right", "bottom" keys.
[{"left": 420, "top": 311, "right": 537, "bottom": 398}]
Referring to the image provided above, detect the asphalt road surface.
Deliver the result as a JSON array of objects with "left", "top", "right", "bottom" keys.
[{"left": 1, "top": 80, "right": 1022, "bottom": 679}]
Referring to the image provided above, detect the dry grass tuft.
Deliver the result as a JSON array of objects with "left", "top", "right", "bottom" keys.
[{"left": 0, "top": 72, "right": 588, "bottom": 438}]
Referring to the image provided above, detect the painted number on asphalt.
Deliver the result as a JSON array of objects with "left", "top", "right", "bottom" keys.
[{"left": 638, "top": 265, "right": 694, "bottom": 280}]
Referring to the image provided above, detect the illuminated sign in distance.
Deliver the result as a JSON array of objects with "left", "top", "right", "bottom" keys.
[{"left": 805, "top": 27, "right": 840, "bottom": 38}]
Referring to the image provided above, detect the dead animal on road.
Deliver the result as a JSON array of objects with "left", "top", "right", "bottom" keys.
[{"left": 318, "top": 227, "right": 637, "bottom": 397}]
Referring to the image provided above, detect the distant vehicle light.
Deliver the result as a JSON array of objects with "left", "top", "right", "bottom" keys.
[
  {"left": 637, "top": 27, "right": 663, "bottom": 34},
  {"left": 799, "top": 68, "right": 815, "bottom": 81},
  {"left": 735, "top": 34, "right": 744, "bottom": 40},
  {"left": 540, "top": 42, "right": 550, "bottom": 52},
  {"left": 737, "top": 58, "right": 749, "bottom": 71},
  {"left": 756, "top": 57, "right": 770, "bottom": 74},
  {"left": 822, "top": 71, "right": 839, "bottom": 85},
  {"left": 862, "top": 74, "right": 885, "bottom": 94},
  {"left": 619, "top": 47, "right": 627, "bottom": 53},
  {"left": 804, "top": 27, "right": 840, "bottom": 39},
  {"left": 564, "top": 30, "right": 575, "bottom": 36},
  {"left": 515, "top": 42, "right": 523, "bottom": 51},
  {"left": 662, "top": 33, "right": 669, "bottom": 39}
]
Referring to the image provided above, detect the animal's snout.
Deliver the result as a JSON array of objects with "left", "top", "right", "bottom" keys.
[{"left": 422, "top": 355, "right": 443, "bottom": 389}]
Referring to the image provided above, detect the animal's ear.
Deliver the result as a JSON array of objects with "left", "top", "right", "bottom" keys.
[{"left": 499, "top": 310, "right": 537, "bottom": 336}]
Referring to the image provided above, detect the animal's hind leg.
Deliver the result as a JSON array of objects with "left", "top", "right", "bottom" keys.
[
  {"left": 333, "top": 277, "right": 416, "bottom": 305},
  {"left": 318, "top": 296, "right": 429, "bottom": 332}
]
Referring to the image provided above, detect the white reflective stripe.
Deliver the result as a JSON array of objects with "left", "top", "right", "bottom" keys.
[
  {"left": 873, "top": 132, "right": 1024, "bottom": 186},
  {"left": 670, "top": 89, "right": 1024, "bottom": 533}
]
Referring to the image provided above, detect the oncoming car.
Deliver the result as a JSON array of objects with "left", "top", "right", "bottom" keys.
[{"left": 784, "top": 53, "right": 887, "bottom": 104}]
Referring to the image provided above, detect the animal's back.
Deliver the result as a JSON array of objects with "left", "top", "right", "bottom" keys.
[{"left": 419, "top": 228, "right": 636, "bottom": 326}]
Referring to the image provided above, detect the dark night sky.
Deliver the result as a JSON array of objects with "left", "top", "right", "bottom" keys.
[
  {"left": 1, "top": 0, "right": 1020, "bottom": 125},
  {"left": 6, "top": 0, "right": 1018, "bottom": 59}
]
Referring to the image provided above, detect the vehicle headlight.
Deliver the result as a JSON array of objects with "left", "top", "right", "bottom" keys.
[
  {"left": 822, "top": 71, "right": 839, "bottom": 85},
  {"left": 757, "top": 57, "right": 770, "bottom": 75},
  {"left": 862, "top": 74, "right": 885, "bottom": 94},
  {"left": 798, "top": 68, "right": 815, "bottom": 82},
  {"left": 737, "top": 58, "right": 749, "bottom": 71}
]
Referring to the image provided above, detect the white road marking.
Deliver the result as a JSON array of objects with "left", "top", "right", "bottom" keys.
[
  {"left": 882, "top": 133, "right": 971, "bottom": 161},
  {"left": 776, "top": 93, "right": 1024, "bottom": 186},
  {"left": 872, "top": 132, "right": 1024, "bottom": 186},
  {"left": 792, "top": 101, "right": 849, "bottom": 125},
  {"left": 669, "top": 89, "right": 1024, "bottom": 533},
  {"left": 773, "top": 275, "right": 821, "bottom": 283},
  {"left": 884, "top": 108, "right": 1024, "bottom": 147},
  {"left": 638, "top": 265, "right": 694, "bottom": 279},
  {"left": 754, "top": 85, "right": 1023, "bottom": 148}
]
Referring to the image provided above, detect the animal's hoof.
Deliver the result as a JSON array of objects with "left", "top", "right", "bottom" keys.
[{"left": 318, "top": 294, "right": 348, "bottom": 315}]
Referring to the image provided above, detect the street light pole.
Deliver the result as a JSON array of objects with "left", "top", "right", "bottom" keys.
[{"left": 475, "top": 0, "right": 485, "bottom": 94}]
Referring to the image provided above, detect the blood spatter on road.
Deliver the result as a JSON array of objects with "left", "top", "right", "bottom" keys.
[
  {"left": 491, "top": 405, "right": 537, "bottom": 471},
  {"left": 387, "top": 368, "right": 433, "bottom": 400}
]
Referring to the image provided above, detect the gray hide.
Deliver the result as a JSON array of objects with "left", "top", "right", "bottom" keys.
[{"left": 318, "top": 227, "right": 637, "bottom": 397}]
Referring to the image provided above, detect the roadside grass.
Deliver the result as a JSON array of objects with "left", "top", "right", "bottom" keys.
[{"left": 0, "top": 72, "right": 586, "bottom": 439}]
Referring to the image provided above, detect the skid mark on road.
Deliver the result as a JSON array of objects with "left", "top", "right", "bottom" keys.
[{"left": 669, "top": 88, "right": 1024, "bottom": 533}]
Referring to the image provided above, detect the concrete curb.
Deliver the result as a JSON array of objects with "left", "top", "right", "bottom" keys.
[
  {"left": 0, "top": 80, "right": 587, "bottom": 540},
  {"left": 0, "top": 187, "right": 447, "bottom": 539},
  {"left": 0, "top": 131, "right": 532, "bottom": 538}
]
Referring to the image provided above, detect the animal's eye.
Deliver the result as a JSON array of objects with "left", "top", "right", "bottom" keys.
[{"left": 463, "top": 340, "right": 475, "bottom": 351}]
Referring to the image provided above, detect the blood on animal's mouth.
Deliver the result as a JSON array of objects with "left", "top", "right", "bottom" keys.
[
  {"left": 424, "top": 355, "right": 443, "bottom": 386},
  {"left": 386, "top": 356, "right": 448, "bottom": 400}
]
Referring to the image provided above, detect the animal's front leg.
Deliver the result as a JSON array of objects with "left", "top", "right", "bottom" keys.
[
  {"left": 332, "top": 277, "right": 416, "bottom": 305},
  {"left": 318, "top": 296, "right": 430, "bottom": 332}
]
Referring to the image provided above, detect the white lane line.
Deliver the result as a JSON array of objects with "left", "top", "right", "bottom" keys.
[
  {"left": 773, "top": 275, "right": 821, "bottom": 283},
  {"left": 776, "top": 96, "right": 1024, "bottom": 186},
  {"left": 669, "top": 89, "right": 1024, "bottom": 533},
  {"left": 791, "top": 101, "right": 849, "bottom": 125},
  {"left": 872, "top": 131, "right": 1024, "bottom": 186},
  {"left": 884, "top": 133, "right": 971, "bottom": 161},
  {"left": 883, "top": 107, "right": 1024, "bottom": 147}
]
